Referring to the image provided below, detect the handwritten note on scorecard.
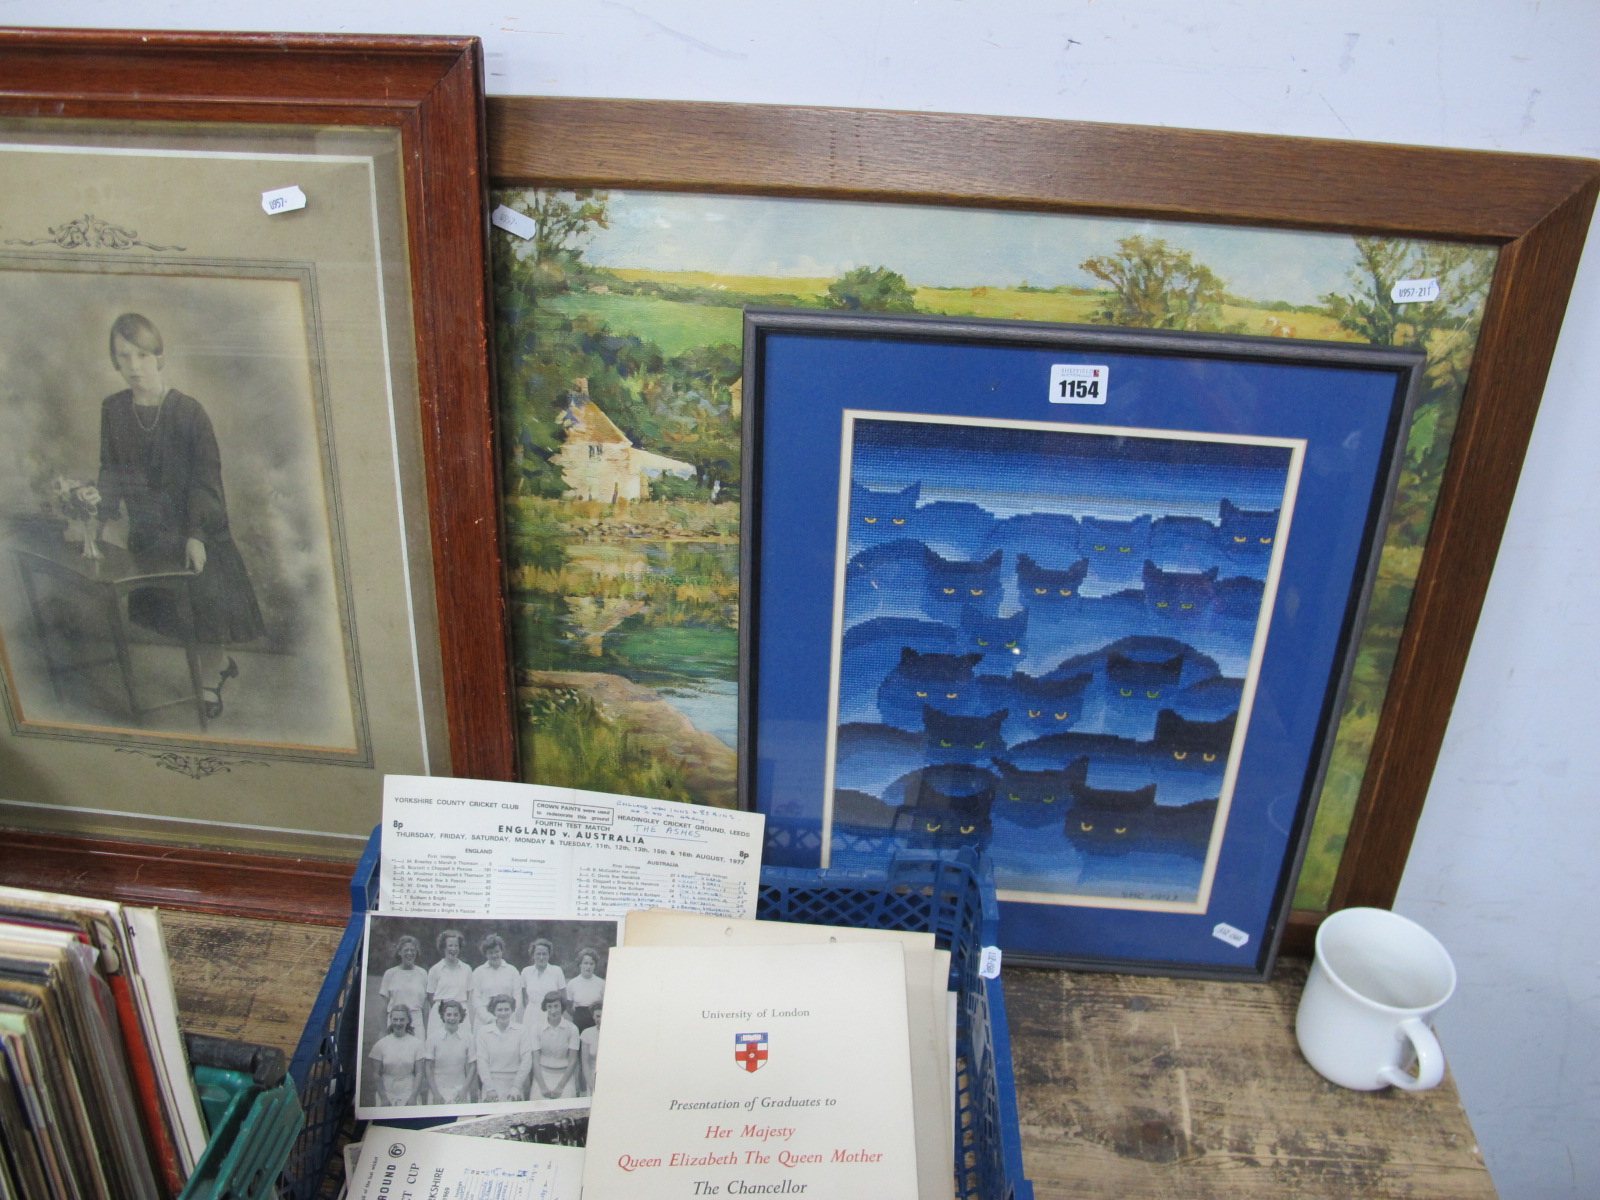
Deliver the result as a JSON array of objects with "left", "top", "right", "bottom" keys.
[{"left": 380, "top": 776, "right": 764, "bottom": 919}]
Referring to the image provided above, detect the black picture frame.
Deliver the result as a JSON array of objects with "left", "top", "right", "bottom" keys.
[{"left": 739, "top": 308, "right": 1423, "bottom": 977}]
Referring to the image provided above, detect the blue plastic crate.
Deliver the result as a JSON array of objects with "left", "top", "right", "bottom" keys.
[{"left": 278, "top": 828, "right": 1033, "bottom": 1200}]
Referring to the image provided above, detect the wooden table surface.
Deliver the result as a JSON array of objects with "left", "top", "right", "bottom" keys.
[{"left": 162, "top": 911, "right": 1495, "bottom": 1200}]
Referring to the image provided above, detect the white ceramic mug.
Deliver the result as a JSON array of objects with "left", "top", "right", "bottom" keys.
[{"left": 1295, "top": 906, "right": 1457, "bottom": 1091}]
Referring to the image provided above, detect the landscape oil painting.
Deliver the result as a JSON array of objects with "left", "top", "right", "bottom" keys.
[
  {"left": 490, "top": 187, "right": 1495, "bottom": 914},
  {"left": 828, "top": 414, "right": 1300, "bottom": 911}
]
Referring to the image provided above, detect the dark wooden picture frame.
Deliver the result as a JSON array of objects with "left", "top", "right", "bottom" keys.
[
  {"left": 0, "top": 28, "right": 513, "bottom": 922},
  {"left": 489, "top": 97, "right": 1599, "bottom": 952}
]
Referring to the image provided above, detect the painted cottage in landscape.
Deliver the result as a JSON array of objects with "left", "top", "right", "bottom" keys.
[{"left": 551, "top": 380, "right": 696, "bottom": 503}]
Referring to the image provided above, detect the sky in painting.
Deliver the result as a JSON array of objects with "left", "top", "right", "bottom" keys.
[
  {"left": 851, "top": 417, "right": 1295, "bottom": 521},
  {"left": 582, "top": 191, "right": 1360, "bottom": 307}
]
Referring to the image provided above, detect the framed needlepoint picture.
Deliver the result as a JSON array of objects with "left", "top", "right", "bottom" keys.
[{"left": 741, "top": 309, "right": 1423, "bottom": 976}]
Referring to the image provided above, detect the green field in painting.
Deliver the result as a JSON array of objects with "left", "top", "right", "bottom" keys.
[
  {"left": 554, "top": 268, "right": 1356, "bottom": 347},
  {"left": 541, "top": 291, "right": 745, "bottom": 355}
]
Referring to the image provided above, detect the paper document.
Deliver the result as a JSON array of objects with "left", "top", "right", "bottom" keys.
[
  {"left": 347, "top": 1126, "right": 583, "bottom": 1200},
  {"left": 622, "top": 910, "right": 953, "bottom": 1200},
  {"left": 583, "top": 941, "right": 919, "bottom": 1199},
  {"left": 380, "top": 776, "right": 764, "bottom": 919}
]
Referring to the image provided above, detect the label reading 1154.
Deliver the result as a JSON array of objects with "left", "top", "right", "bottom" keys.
[{"left": 1050, "top": 363, "right": 1109, "bottom": 405}]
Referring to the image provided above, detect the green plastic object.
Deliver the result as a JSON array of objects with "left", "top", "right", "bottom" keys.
[{"left": 178, "top": 1064, "right": 305, "bottom": 1200}]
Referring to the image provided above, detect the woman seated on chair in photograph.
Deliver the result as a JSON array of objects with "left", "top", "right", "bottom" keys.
[{"left": 97, "top": 311, "right": 265, "bottom": 717}]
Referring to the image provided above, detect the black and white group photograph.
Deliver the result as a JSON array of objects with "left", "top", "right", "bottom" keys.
[{"left": 357, "top": 913, "right": 616, "bottom": 1119}]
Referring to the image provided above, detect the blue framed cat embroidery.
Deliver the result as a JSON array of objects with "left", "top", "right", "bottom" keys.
[
  {"left": 742, "top": 309, "right": 1421, "bottom": 977},
  {"left": 827, "top": 412, "right": 1300, "bottom": 919}
]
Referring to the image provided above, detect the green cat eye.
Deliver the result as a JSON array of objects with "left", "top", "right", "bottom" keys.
[
  {"left": 1120, "top": 688, "right": 1133, "bottom": 697},
  {"left": 1146, "top": 690, "right": 1161, "bottom": 699}
]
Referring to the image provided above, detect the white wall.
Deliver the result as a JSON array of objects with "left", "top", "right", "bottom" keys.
[{"left": 7, "top": 2, "right": 1598, "bottom": 1194}]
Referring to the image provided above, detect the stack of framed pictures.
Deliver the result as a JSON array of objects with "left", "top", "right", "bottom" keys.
[
  {"left": 1, "top": 39, "right": 1596, "bottom": 975},
  {"left": 486, "top": 99, "right": 1598, "bottom": 975}
]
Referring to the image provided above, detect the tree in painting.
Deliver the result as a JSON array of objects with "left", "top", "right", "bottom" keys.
[
  {"left": 1081, "top": 236, "right": 1229, "bottom": 331},
  {"left": 826, "top": 265, "right": 917, "bottom": 312}
]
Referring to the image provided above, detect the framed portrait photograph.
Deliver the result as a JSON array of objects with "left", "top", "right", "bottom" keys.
[
  {"left": 486, "top": 99, "right": 1598, "bottom": 955},
  {"left": 741, "top": 309, "right": 1422, "bottom": 975},
  {"left": 0, "top": 30, "right": 509, "bottom": 888}
]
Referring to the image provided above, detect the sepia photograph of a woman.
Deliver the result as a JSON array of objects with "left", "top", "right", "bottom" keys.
[{"left": 98, "top": 311, "right": 265, "bottom": 716}]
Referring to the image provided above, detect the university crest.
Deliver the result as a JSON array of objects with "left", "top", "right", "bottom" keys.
[{"left": 734, "top": 1031, "right": 768, "bottom": 1072}]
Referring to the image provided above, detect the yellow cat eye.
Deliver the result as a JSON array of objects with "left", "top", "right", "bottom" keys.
[
  {"left": 1005, "top": 640, "right": 1017, "bottom": 648},
  {"left": 945, "top": 692, "right": 959, "bottom": 699},
  {"left": 1054, "top": 712, "right": 1069, "bottom": 720},
  {"left": 960, "top": 824, "right": 976, "bottom": 834},
  {"left": 1114, "top": 826, "right": 1128, "bottom": 835},
  {"left": 1093, "top": 544, "right": 1107, "bottom": 551},
  {"left": 970, "top": 588, "right": 984, "bottom": 595},
  {"left": 1146, "top": 689, "right": 1161, "bottom": 699},
  {"left": 1034, "top": 587, "right": 1047, "bottom": 594},
  {"left": 1080, "top": 822, "right": 1094, "bottom": 832},
  {"left": 1173, "top": 750, "right": 1188, "bottom": 760},
  {"left": 1260, "top": 536, "right": 1272, "bottom": 543},
  {"left": 1234, "top": 535, "right": 1247, "bottom": 542},
  {"left": 1042, "top": 796, "right": 1055, "bottom": 803},
  {"left": 915, "top": 691, "right": 928, "bottom": 697},
  {"left": 1028, "top": 709, "right": 1042, "bottom": 718},
  {"left": 1120, "top": 688, "right": 1133, "bottom": 697},
  {"left": 1119, "top": 546, "right": 1131, "bottom": 552},
  {"left": 976, "top": 638, "right": 988, "bottom": 646},
  {"left": 942, "top": 587, "right": 956, "bottom": 594},
  {"left": 1203, "top": 752, "right": 1217, "bottom": 762},
  {"left": 892, "top": 518, "right": 905, "bottom": 524},
  {"left": 925, "top": 822, "right": 941, "bottom": 832},
  {"left": 1156, "top": 601, "right": 1169, "bottom": 608},
  {"left": 1180, "top": 602, "right": 1194, "bottom": 609},
  {"left": 864, "top": 516, "right": 877, "bottom": 523},
  {"left": 1059, "top": 589, "right": 1073, "bottom": 596},
  {"left": 1009, "top": 794, "right": 1022, "bottom": 802}
]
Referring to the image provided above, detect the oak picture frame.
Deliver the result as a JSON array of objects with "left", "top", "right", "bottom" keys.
[
  {"left": 0, "top": 28, "right": 513, "bottom": 920},
  {"left": 488, "top": 97, "right": 1599, "bottom": 954}
]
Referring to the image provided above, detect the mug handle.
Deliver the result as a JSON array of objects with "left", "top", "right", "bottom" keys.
[{"left": 1378, "top": 1018, "right": 1445, "bottom": 1091}]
